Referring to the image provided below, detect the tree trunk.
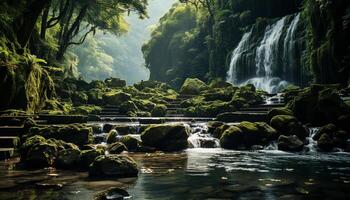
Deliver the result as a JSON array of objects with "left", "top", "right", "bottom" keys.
[
  {"left": 40, "top": 0, "right": 52, "bottom": 40},
  {"left": 15, "top": 0, "right": 49, "bottom": 48}
]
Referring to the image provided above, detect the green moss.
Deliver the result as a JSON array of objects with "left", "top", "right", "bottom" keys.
[
  {"left": 180, "top": 78, "right": 209, "bottom": 95},
  {"left": 106, "top": 130, "right": 118, "bottom": 144},
  {"left": 70, "top": 105, "right": 102, "bottom": 115},
  {"left": 151, "top": 104, "right": 167, "bottom": 117}
]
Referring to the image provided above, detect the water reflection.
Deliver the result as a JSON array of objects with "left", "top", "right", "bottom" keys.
[{"left": 1, "top": 150, "right": 350, "bottom": 199}]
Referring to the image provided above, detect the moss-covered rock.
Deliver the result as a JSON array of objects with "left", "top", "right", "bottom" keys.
[
  {"left": 103, "top": 91, "right": 131, "bottom": 105},
  {"left": 219, "top": 126, "right": 244, "bottom": 149},
  {"left": 80, "top": 148, "right": 105, "bottom": 169},
  {"left": 180, "top": 78, "right": 208, "bottom": 95},
  {"left": 89, "top": 155, "right": 138, "bottom": 178},
  {"left": 119, "top": 136, "right": 141, "bottom": 151},
  {"left": 140, "top": 124, "right": 189, "bottom": 151},
  {"left": 87, "top": 89, "right": 104, "bottom": 105},
  {"left": 107, "top": 142, "right": 127, "bottom": 154},
  {"left": 20, "top": 136, "right": 58, "bottom": 169},
  {"left": 106, "top": 130, "right": 118, "bottom": 144},
  {"left": 213, "top": 124, "right": 230, "bottom": 139},
  {"left": 28, "top": 124, "right": 93, "bottom": 147},
  {"left": 56, "top": 148, "right": 81, "bottom": 169},
  {"left": 105, "top": 77, "right": 126, "bottom": 88},
  {"left": 151, "top": 104, "right": 167, "bottom": 117},
  {"left": 288, "top": 86, "right": 350, "bottom": 126},
  {"left": 317, "top": 133, "right": 334, "bottom": 152},
  {"left": 120, "top": 100, "right": 139, "bottom": 114},
  {"left": 270, "top": 115, "right": 308, "bottom": 139},
  {"left": 70, "top": 105, "right": 102, "bottom": 115},
  {"left": 71, "top": 91, "right": 88, "bottom": 106},
  {"left": 267, "top": 108, "right": 293, "bottom": 122},
  {"left": 277, "top": 135, "right": 304, "bottom": 152}
]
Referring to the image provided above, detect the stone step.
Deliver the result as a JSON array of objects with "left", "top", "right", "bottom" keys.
[
  {"left": 239, "top": 107, "right": 271, "bottom": 112},
  {"left": 38, "top": 115, "right": 88, "bottom": 124},
  {"left": 0, "top": 148, "right": 16, "bottom": 160},
  {"left": 101, "top": 109, "right": 120, "bottom": 113},
  {"left": 167, "top": 104, "right": 183, "bottom": 109},
  {"left": 166, "top": 107, "right": 184, "bottom": 111},
  {"left": 0, "top": 137, "right": 20, "bottom": 148},
  {"left": 100, "top": 112, "right": 121, "bottom": 115},
  {"left": 216, "top": 112, "right": 267, "bottom": 123},
  {"left": 98, "top": 117, "right": 214, "bottom": 123},
  {"left": 165, "top": 114, "right": 186, "bottom": 117},
  {"left": 0, "top": 117, "right": 27, "bottom": 126},
  {"left": 0, "top": 126, "right": 23, "bottom": 137},
  {"left": 251, "top": 103, "right": 285, "bottom": 108}
]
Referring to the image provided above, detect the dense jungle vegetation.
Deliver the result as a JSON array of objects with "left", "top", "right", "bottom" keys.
[{"left": 0, "top": 0, "right": 350, "bottom": 113}]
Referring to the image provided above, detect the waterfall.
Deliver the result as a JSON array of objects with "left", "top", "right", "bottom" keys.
[
  {"left": 227, "top": 31, "right": 252, "bottom": 84},
  {"left": 283, "top": 13, "right": 301, "bottom": 82},
  {"left": 226, "top": 13, "right": 303, "bottom": 93},
  {"left": 255, "top": 17, "right": 287, "bottom": 77}
]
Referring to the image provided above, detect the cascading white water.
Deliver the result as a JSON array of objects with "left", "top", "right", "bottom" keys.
[
  {"left": 305, "top": 127, "right": 319, "bottom": 153},
  {"left": 283, "top": 13, "right": 301, "bottom": 81},
  {"left": 187, "top": 123, "right": 220, "bottom": 148},
  {"left": 227, "top": 31, "right": 252, "bottom": 84},
  {"left": 242, "top": 77, "right": 289, "bottom": 94},
  {"left": 226, "top": 13, "right": 302, "bottom": 93},
  {"left": 256, "top": 17, "right": 287, "bottom": 77}
]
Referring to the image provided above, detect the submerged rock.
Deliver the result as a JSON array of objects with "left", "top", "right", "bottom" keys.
[
  {"left": 141, "top": 124, "right": 189, "bottom": 151},
  {"left": 94, "top": 187, "right": 130, "bottom": 200},
  {"left": 89, "top": 155, "right": 138, "bottom": 178},
  {"left": 277, "top": 135, "right": 304, "bottom": 152}
]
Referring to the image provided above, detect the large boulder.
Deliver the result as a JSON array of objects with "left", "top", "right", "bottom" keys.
[
  {"left": 140, "top": 124, "right": 189, "bottom": 151},
  {"left": 219, "top": 122, "right": 278, "bottom": 150},
  {"left": 180, "top": 78, "right": 208, "bottom": 95},
  {"left": 87, "top": 89, "right": 104, "bottom": 105},
  {"left": 28, "top": 124, "right": 94, "bottom": 147},
  {"left": 314, "top": 124, "right": 349, "bottom": 151},
  {"left": 288, "top": 86, "right": 350, "bottom": 126},
  {"left": 89, "top": 155, "right": 138, "bottom": 178},
  {"left": 20, "top": 136, "right": 58, "bottom": 169},
  {"left": 219, "top": 126, "right": 244, "bottom": 149},
  {"left": 277, "top": 135, "right": 304, "bottom": 152},
  {"left": 270, "top": 115, "right": 308, "bottom": 139}
]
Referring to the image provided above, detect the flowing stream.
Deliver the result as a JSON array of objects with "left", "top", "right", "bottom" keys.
[
  {"left": 1, "top": 123, "right": 350, "bottom": 199},
  {"left": 227, "top": 13, "right": 302, "bottom": 93}
]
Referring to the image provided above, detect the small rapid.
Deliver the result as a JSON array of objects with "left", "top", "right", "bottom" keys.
[{"left": 187, "top": 123, "right": 220, "bottom": 148}]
